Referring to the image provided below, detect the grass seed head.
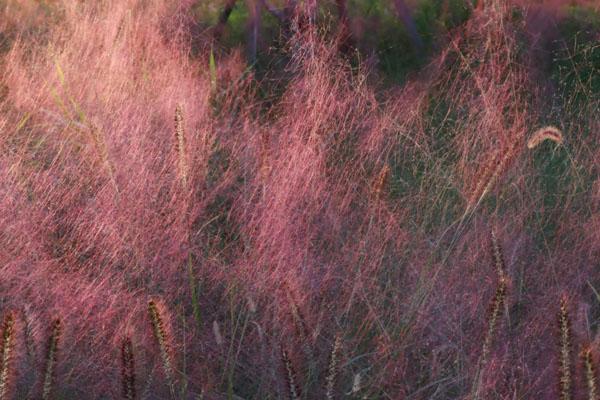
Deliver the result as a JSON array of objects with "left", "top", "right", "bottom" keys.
[
  {"left": 42, "top": 318, "right": 61, "bottom": 400},
  {"left": 527, "top": 126, "right": 563, "bottom": 149},
  {"left": 121, "top": 337, "right": 136, "bottom": 400},
  {"left": 0, "top": 313, "right": 16, "bottom": 400},
  {"left": 582, "top": 347, "right": 598, "bottom": 400},
  {"left": 558, "top": 296, "right": 573, "bottom": 400},
  {"left": 174, "top": 104, "right": 188, "bottom": 186},
  {"left": 148, "top": 300, "right": 175, "bottom": 387},
  {"left": 325, "top": 333, "right": 342, "bottom": 400}
]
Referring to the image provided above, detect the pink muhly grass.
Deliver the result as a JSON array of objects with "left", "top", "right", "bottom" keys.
[{"left": 0, "top": 0, "right": 596, "bottom": 398}]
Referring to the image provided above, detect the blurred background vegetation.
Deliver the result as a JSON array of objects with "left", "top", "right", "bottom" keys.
[{"left": 188, "top": 0, "right": 599, "bottom": 84}]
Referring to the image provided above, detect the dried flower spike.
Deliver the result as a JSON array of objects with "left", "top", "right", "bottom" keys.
[
  {"left": 325, "top": 333, "right": 342, "bottom": 400},
  {"left": 481, "top": 275, "right": 508, "bottom": 365},
  {"left": 148, "top": 300, "right": 175, "bottom": 387},
  {"left": 558, "top": 296, "right": 573, "bottom": 400},
  {"left": 174, "top": 104, "right": 188, "bottom": 186},
  {"left": 582, "top": 347, "right": 598, "bottom": 400},
  {"left": 42, "top": 318, "right": 61, "bottom": 400},
  {"left": 466, "top": 139, "right": 520, "bottom": 216},
  {"left": 0, "top": 313, "right": 16, "bottom": 400},
  {"left": 121, "top": 337, "right": 136, "bottom": 400},
  {"left": 527, "top": 126, "right": 563, "bottom": 149}
]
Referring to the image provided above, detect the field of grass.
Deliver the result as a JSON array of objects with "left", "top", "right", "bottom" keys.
[{"left": 0, "top": 0, "right": 598, "bottom": 399}]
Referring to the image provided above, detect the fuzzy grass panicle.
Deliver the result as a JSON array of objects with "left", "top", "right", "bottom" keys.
[
  {"left": 42, "top": 318, "right": 61, "bottom": 400},
  {"left": 481, "top": 275, "right": 508, "bottom": 366},
  {"left": 558, "top": 297, "right": 573, "bottom": 400},
  {"left": 148, "top": 300, "right": 175, "bottom": 389},
  {"left": 325, "top": 333, "right": 342, "bottom": 400},
  {"left": 582, "top": 347, "right": 598, "bottom": 400},
  {"left": 121, "top": 337, "right": 136, "bottom": 400},
  {"left": 0, "top": 313, "right": 16, "bottom": 400},
  {"left": 174, "top": 104, "right": 188, "bottom": 187},
  {"left": 527, "top": 126, "right": 564, "bottom": 149}
]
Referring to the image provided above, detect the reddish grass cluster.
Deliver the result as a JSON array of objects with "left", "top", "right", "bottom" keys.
[{"left": 0, "top": 0, "right": 598, "bottom": 398}]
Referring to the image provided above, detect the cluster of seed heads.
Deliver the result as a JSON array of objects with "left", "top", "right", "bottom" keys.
[{"left": 0, "top": 313, "right": 65, "bottom": 400}]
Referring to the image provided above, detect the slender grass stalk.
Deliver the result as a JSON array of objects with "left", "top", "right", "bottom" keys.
[
  {"left": 0, "top": 313, "right": 16, "bottom": 400},
  {"left": 472, "top": 270, "right": 508, "bottom": 400},
  {"left": 283, "top": 282, "right": 316, "bottom": 384},
  {"left": 372, "top": 164, "right": 390, "bottom": 202},
  {"left": 281, "top": 346, "right": 300, "bottom": 400},
  {"left": 283, "top": 283, "right": 311, "bottom": 344},
  {"left": 21, "top": 306, "right": 37, "bottom": 365},
  {"left": 121, "top": 337, "right": 136, "bottom": 400},
  {"left": 42, "top": 318, "right": 61, "bottom": 400},
  {"left": 490, "top": 229, "right": 506, "bottom": 278},
  {"left": 89, "top": 124, "right": 118, "bottom": 191},
  {"left": 187, "top": 254, "right": 202, "bottom": 331},
  {"left": 209, "top": 48, "right": 217, "bottom": 93}
]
